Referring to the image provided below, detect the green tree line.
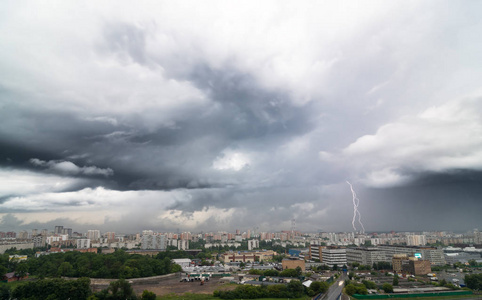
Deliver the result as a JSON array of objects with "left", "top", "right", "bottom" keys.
[
  {"left": 214, "top": 280, "right": 306, "bottom": 299},
  {"left": 1, "top": 249, "right": 185, "bottom": 279}
]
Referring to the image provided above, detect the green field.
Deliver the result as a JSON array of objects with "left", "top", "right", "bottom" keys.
[{"left": 158, "top": 293, "right": 311, "bottom": 300}]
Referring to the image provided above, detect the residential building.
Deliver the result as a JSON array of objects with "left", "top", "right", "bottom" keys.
[
  {"left": 54, "top": 226, "right": 64, "bottom": 235},
  {"left": 62, "top": 228, "right": 73, "bottom": 237},
  {"left": 406, "top": 235, "right": 427, "bottom": 246},
  {"left": 77, "top": 239, "right": 91, "bottom": 249},
  {"left": 87, "top": 230, "right": 101, "bottom": 241},
  {"left": 178, "top": 239, "right": 189, "bottom": 250},
  {"left": 32, "top": 235, "right": 46, "bottom": 248},
  {"left": 248, "top": 239, "right": 259, "bottom": 250},
  {"left": 141, "top": 234, "right": 167, "bottom": 250}
]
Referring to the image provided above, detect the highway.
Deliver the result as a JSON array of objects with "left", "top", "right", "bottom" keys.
[{"left": 322, "top": 275, "right": 346, "bottom": 300}]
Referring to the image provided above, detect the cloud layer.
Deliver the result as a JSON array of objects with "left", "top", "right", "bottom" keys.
[{"left": 1, "top": 1, "right": 482, "bottom": 232}]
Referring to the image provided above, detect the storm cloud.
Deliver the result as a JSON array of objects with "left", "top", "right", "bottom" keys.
[{"left": 1, "top": 1, "right": 482, "bottom": 233}]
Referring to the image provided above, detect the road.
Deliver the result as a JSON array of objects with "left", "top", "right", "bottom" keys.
[{"left": 322, "top": 275, "right": 345, "bottom": 300}]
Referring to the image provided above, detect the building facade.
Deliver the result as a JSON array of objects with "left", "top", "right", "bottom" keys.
[
  {"left": 378, "top": 245, "right": 445, "bottom": 265},
  {"left": 346, "top": 247, "right": 387, "bottom": 266},
  {"left": 309, "top": 245, "right": 325, "bottom": 261},
  {"left": 282, "top": 258, "right": 306, "bottom": 271},
  {"left": 77, "top": 238, "right": 91, "bottom": 249},
  {"left": 322, "top": 247, "right": 347, "bottom": 268},
  {"left": 141, "top": 234, "right": 167, "bottom": 250}
]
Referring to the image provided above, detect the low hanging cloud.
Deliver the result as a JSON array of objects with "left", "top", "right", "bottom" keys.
[
  {"left": 334, "top": 97, "right": 482, "bottom": 187},
  {"left": 29, "top": 158, "right": 114, "bottom": 177}
]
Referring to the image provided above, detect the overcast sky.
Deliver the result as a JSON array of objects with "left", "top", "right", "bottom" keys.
[{"left": 1, "top": 1, "right": 482, "bottom": 234}]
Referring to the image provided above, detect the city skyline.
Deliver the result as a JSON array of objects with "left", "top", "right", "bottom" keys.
[{"left": 1, "top": 1, "right": 482, "bottom": 233}]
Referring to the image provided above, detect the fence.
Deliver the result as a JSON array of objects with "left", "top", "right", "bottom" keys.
[{"left": 351, "top": 290, "right": 473, "bottom": 299}]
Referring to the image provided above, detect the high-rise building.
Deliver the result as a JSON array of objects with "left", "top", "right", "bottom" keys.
[
  {"left": 406, "top": 235, "right": 427, "bottom": 246},
  {"left": 178, "top": 239, "right": 189, "bottom": 250},
  {"left": 248, "top": 239, "right": 260, "bottom": 250},
  {"left": 104, "top": 232, "right": 116, "bottom": 241},
  {"left": 77, "top": 239, "right": 91, "bottom": 249},
  {"left": 87, "top": 230, "right": 101, "bottom": 241},
  {"left": 474, "top": 229, "right": 482, "bottom": 245},
  {"left": 18, "top": 231, "right": 28, "bottom": 239},
  {"left": 62, "top": 228, "right": 73, "bottom": 237},
  {"left": 181, "top": 232, "right": 191, "bottom": 240},
  {"left": 141, "top": 234, "right": 166, "bottom": 250},
  {"left": 32, "top": 235, "right": 46, "bottom": 248},
  {"left": 54, "top": 226, "right": 64, "bottom": 235}
]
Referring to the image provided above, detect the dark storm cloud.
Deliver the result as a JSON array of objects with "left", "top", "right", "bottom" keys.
[{"left": 360, "top": 175, "right": 482, "bottom": 232}]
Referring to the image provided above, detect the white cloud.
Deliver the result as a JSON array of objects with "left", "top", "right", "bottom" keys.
[
  {"left": 0, "top": 187, "right": 184, "bottom": 227},
  {"left": 0, "top": 168, "right": 84, "bottom": 197},
  {"left": 30, "top": 158, "right": 114, "bottom": 177},
  {"left": 338, "top": 97, "right": 482, "bottom": 187},
  {"left": 212, "top": 149, "right": 250, "bottom": 171},
  {"left": 157, "top": 207, "right": 238, "bottom": 230}
]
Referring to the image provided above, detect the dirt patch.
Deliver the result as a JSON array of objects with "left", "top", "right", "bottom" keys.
[{"left": 131, "top": 277, "right": 237, "bottom": 296}]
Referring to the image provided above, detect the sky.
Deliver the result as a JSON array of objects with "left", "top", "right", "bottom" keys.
[{"left": 1, "top": 1, "right": 482, "bottom": 234}]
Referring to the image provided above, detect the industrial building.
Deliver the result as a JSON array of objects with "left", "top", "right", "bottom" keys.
[
  {"left": 322, "top": 247, "right": 347, "bottom": 268},
  {"left": 346, "top": 247, "right": 387, "bottom": 266},
  {"left": 309, "top": 245, "right": 325, "bottom": 261},
  {"left": 282, "top": 258, "right": 306, "bottom": 271},
  {"left": 378, "top": 245, "right": 445, "bottom": 265}
]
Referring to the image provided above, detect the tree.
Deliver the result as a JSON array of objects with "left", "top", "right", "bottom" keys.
[
  {"left": 345, "top": 284, "right": 357, "bottom": 296},
  {"left": 14, "top": 262, "right": 28, "bottom": 280},
  {"left": 382, "top": 283, "right": 393, "bottom": 293},
  {"left": 310, "top": 281, "right": 329, "bottom": 294},
  {"left": 295, "top": 266, "right": 302, "bottom": 276},
  {"left": 0, "top": 265, "right": 7, "bottom": 278},
  {"left": 362, "top": 280, "right": 377, "bottom": 289},
  {"left": 0, "top": 284, "right": 11, "bottom": 300},
  {"left": 171, "top": 263, "right": 182, "bottom": 273},
  {"left": 141, "top": 290, "right": 156, "bottom": 300},
  {"left": 58, "top": 261, "right": 73, "bottom": 277},
  {"left": 465, "top": 273, "right": 482, "bottom": 290},
  {"left": 349, "top": 271, "right": 355, "bottom": 280},
  {"left": 108, "top": 279, "right": 136, "bottom": 299},
  {"left": 393, "top": 274, "right": 399, "bottom": 286}
]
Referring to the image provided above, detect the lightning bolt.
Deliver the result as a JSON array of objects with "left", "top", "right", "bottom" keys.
[{"left": 347, "top": 181, "right": 365, "bottom": 234}]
